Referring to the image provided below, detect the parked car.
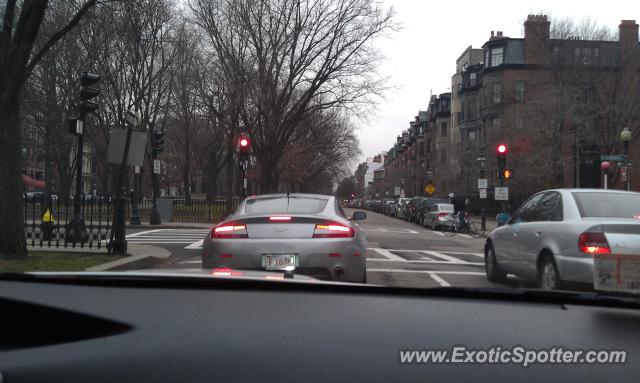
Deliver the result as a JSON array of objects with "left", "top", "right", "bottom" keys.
[
  {"left": 383, "top": 199, "right": 395, "bottom": 215},
  {"left": 405, "top": 197, "right": 427, "bottom": 223},
  {"left": 485, "top": 189, "right": 640, "bottom": 290},
  {"left": 422, "top": 203, "right": 455, "bottom": 229},
  {"left": 394, "top": 198, "right": 411, "bottom": 219},
  {"left": 386, "top": 199, "right": 399, "bottom": 216},
  {"left": 416, "top": 198, "right": 450, "bottom": 226}
]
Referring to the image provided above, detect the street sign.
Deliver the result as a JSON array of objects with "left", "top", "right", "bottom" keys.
[
  {"left": 425, "top": 183, "right": 436, "bottom": 195},
  {"left": 153, "top": 159, "right": 161, "bottom": 174},
  {"left": 134, "top": 165, "right": 140, "bottom": 174},
  {"left": 621, "top": 167, "right": 628, "bottom": 182},
  {"left": 495, "top": 187, "right": 509, "bottom": 201},
  {"left": 107, "top": 128, "right": 147, "bottom": 166},
  {"left": 601, "top": 154, "right": 625, "bottom": 161},
  {"left": 477, "top": 179, "right": 488, "bottom": 189},
  {"left": 400, "top": 189, "right": 405, "bottom": 198},
  {"left": 617, "top": 161, "right": 633, "bottom": 168},
  {"left": 394, "top": 186, "right": 401, "bottom": 196},
  {"left": 479, "top": 188, "right": 487, "bottom": 199}
]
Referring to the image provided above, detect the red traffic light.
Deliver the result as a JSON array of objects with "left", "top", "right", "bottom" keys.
[
  {"left": 240, "top": 138, "right": 248, "bottom": 147},
  {"left": 497, "top": 144, "right": 507, "bottom": 154},
  {"left": 238, "top": 135, "right": 250, "bottom": 153}
]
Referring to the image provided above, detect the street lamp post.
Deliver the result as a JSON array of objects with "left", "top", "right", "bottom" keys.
[
  {"left": 621, "top": 127, "right": 632, "bottom": 191},
  {"left": 477, "top": 154, "right": 487, "bottom": 232}
]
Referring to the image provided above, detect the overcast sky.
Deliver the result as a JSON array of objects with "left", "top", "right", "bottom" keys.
[{"left": 355, "top": 0, "right": 639, "bottom": 164}]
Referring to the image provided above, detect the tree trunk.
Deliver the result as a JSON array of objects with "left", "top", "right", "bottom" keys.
[
  {"left": 182, "top": 162, "right": 192, "bottom": 205},
  {"left": 0, "top": 90, "right": 28, "bottom": 259},
  {"left": 225, "top": 151, "right": 234, "bottom": 213}
]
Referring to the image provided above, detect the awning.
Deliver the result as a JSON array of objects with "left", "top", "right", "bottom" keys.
[{"left": 22, "top": 174, "right": 45, "bottom": 189}]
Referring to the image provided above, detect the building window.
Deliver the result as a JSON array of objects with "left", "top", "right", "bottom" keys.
[
  {"left": 515, "top": 81, "right": 525, "bottom": 102},
  {"left": 490, "top": 47, "right": 504, "bottom": 67},
  {"left": 461, "top": 102, "right": 466, "bottom": 121},
  {"left": 21, "top": 148, "right": 27, "bottom": 160},
  {"left": 594, "top": 47, "right": 599, "bottom": 56},
  {"left": 468, "top": 130, "right": 477, "bottom": 142},
  {"left": 574, "top": 47, "right": 580, "bottom": 56},
  {"left": 440, "top": 150, "right": 447, "bottom": 164},
  {"left": 493, "top": 83, "right": 502, "bottom": 104},
  {"left": 484, "top": 50, "right": 490, "bottom": 66},
  {"left": 492, "top": 116, "right": 502, "bottom": 130},
  {"left": 470, "top": 72, "right": 477, "bottom": 86},
  {"left": 515, "top": 116, "right": 524, "bottom": 130},
  {"left": 441, "top": 122, "right": 447, "bottom": 137}
]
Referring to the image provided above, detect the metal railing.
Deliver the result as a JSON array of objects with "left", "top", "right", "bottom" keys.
[
  {"left": 24, "top": 196, "right": 113, "bottom": 249},
  {"left": 170, "top": 198, "right": 239, "bottom": 222}
]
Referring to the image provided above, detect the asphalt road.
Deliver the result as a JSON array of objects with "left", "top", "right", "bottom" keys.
[{"left": 125, "top": 210, "right": 531, "bottom": 289}]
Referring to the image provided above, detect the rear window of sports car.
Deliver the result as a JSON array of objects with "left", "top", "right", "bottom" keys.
[
  {"left": 573, "top": 192, "right": 640, "bottom": 218},
  {"left": 245, "top": 197, "right": 329, "bottom": 214}
]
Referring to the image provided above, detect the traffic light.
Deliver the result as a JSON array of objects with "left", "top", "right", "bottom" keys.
[
  {"left": 79, "top": 72, "right": 100, "bottom": 116},
  {"left": 238, "top": 135, "right": 250, "bottom": 153},
  {"left": 153, "top": 127, "right": 165, "bottom": 157},
  {"left": 496, "top": 143, "right": 508, "bottom": 170},
  {"left": 503, "top": 168, "right": 513, "bottom": 180}
]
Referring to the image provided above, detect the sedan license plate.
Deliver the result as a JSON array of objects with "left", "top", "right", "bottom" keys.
[
  {"left": 262, "top": 254, "right": 298, "bottom": 270},
  {"left": 594, "top": 253, "right": 640, "bottom": 294}
]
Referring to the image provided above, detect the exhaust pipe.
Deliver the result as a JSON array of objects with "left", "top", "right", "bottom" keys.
[{"left": 334, "top": 266, "right": 345, "bottom": 278}]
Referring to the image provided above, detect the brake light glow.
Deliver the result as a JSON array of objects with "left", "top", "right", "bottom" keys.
[
  {"left": 313, "top": 223, "right": 354, "bottom": 238},
  {"left": 211, "top": 267, "right": 244, "bottom": 276},
  {"left": 269, "top": 216, "right": 292, "bottom": 221},
  {"left": 219, "top": 253, "right": 233, "bottom": 258},
  {"left": 211, "top": 224, "right": 248, "bottom": 238},
  {"left": 438, "top": 212, "right": 449, "bottom": 217},
  {"left": 578, "top": 232, "right": 610, "bottom": 255},
  {"left": 329, "top": 253, "right": 342, "bottom": 257}
]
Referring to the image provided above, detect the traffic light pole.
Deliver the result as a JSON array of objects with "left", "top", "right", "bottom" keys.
[
  {"left": 66, "top": 118, "right": 88, "bottom": 244},
  {"left": 108, "top": 117, "right": 135, "bottom": 254}
]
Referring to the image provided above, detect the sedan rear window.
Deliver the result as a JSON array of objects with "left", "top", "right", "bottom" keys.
[
  {"left": 245, "top": 196, "right": 329, "bottom": 214},
  {"left": 438, "top": 204, "right": 454, "bottom": 212},
  {"left": 572, "top": 192, "right": 640, "bottom": 218}
]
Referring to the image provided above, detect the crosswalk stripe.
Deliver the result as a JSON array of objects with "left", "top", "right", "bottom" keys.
[
  {"left": 422, "top": 251, "right": 465, "bottom": 264},
  {"left": 184, "top": 239, "right": 204, "bottom": 249},
  {"left": 366, "top": 259, "right": 483, "bottom": 266},
  {"left": 369, "top": 248, "right": 406, "bottom": 262}
]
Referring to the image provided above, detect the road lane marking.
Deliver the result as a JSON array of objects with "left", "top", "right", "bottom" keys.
[
  {"left": 366, "top": 259, "right": 483, "bottom": 266},
  {"left": 184, "top": 239, "right": 204, "bottom": 249},
  {"left": 367, "top": 269, "right": 485, "bottom": 276},
  {"left": 407, "top": 229, "right": 419, "bottom": 234},
  {"left": 423, "top": 251, "right": 465, "bottom": 263},
  {"left": 126, "top": 229, "right": 163, "bottom": 237},
  {"left": 429, "top": 273, "right": 451, "bottom": 287},
  {"left": 369, "top": 248, "right": 407, "bottom": 262},
  {"left": 377, "top": 227, "right": 389, "bottom": 232},
  {"left": 179, "top": 260, "right": 202, "bottom": 264},
  {"left": 443, "top": 251, "right": 484, "bottom": 257}
]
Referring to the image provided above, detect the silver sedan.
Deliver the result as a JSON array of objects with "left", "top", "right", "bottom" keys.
[
  {"left": 202, "top": 193, "right": 368, "bottom": 283},
  {"left": 485, "top": 189, "right": 640, "bottom": 290}
]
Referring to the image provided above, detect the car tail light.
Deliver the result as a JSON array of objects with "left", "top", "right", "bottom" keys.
[
  {"left": 329, "top": 253, "right": 342, "bottom": 257},
  {"left": 269, "top": 216, "right": 292, "bottom": 222},
  {"left": 578, "top": 232, "right": 610, "bottom": 254},
  {"left": 438, "top": 212, "right": 449, "bottom": 217},
  {"left": 211, "top": 224, "right": 248, "bottom": 239},
  {"left": 219, "top": 253, "right": 233, "bottom": 258},
  {"left": 211, "top": 267, "right": 244, "bottom": 276},
  {"left": 313, "top": 223, "right": 354, "bottom": 238}
]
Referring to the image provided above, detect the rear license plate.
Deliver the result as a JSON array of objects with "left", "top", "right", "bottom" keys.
[
  {"left": 262, "top": 254, "right": 298, "bottom": 270},
  {"left": 594, "top": 253, "right": 640, "bottom": 294}
]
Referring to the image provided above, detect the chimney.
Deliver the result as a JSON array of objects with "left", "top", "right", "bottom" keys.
[
  {"left": 524, "top": 14, "right": 550, "bottom": 64},
  {"left": 619, "top": 20, "right": 639, "bottom": 51}
]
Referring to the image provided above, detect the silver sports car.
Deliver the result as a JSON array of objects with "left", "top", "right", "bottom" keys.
[
  {"left": 485, "top": 189, "right": 640, "bottom": 290},
  {"left": 202, "top": 193, "right": 368, "bottom": 283}
]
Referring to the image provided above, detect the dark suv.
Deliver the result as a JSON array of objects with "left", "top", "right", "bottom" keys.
[{"left": 405, "top": 197, "right": 426, "bottom": 223}]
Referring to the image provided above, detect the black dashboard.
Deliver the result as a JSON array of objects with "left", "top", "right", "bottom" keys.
[{"left": 1, "top": 273, "right": 639, "bottom": 382}]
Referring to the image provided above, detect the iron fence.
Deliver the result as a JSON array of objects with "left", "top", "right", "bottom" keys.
[
  {"left": 170, "top": 198, "right": 239, "bottom": 222},
  {"left": 24, "top": 197, "right": 113, "bottom": 249}
]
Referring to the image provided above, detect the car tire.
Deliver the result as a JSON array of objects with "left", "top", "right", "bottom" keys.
[
  {"left": 539, "top": 255, "right": 562, "bottom": 290},
  {"left": 485, "top": 244, "right": 507, "bottom": 283}
]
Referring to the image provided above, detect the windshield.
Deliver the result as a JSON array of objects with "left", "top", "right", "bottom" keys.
[
  {"left": 573, "top": 192, "right": 640, "bottom": 218},
  {"left": 2, "top": 0, "right": 640, "bottom": 303},
  {"left": 245, "top": 197, "right": 328, "bottom": 215}
]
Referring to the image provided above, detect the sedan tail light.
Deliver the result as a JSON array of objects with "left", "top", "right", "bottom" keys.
[
  {"left": 437, "top": 212, "right": 449, "bottom": 217},
  {"left": 578, "top": 232, "right": 610, "bottom": 254},
  {"left": 313, "top": 223, "right": 354, "bottom": 238},
  {"left": 211, "top": 224, "right": 248, "bottom": 239}
]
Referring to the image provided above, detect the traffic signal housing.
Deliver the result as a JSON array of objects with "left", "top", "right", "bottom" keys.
[
  {"left": 153, "top": 127, "right": 165, "bottom": 157},
  {"left": 503, "top": 168, "right": 513, "bottom": 180},
  {"left": 79, "top": 72, "right": 100, "bottom": 116},
  {"left": 496, "top": 143, "right": 508, "bottom": 170},
  {"left": 238, "top": 135, "right": 250, "bottom": 153}
]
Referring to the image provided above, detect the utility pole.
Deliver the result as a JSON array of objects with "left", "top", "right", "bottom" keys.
[{"left": 149, "top": 124, "right": 165, "bottom": 225}]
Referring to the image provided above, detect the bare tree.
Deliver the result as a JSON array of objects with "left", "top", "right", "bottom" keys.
[{"left": 0, "top": 0, "right": 104, "bottom": 258}]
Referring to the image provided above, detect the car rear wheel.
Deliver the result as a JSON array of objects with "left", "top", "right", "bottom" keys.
[
  {"left": 539, "top": 255, "right": 562, "bottom": 290},
  {"left": 485, "top": 244, "right": 507, "bottom": 283}
]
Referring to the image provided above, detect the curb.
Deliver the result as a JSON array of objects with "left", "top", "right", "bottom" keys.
[{"left": 85, "top": 244, "right": 172, "bottom": 272}]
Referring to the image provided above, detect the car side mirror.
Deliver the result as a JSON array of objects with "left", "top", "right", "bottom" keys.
[{"left": 351, "top": 211, "right": 367, "bottom": 221}]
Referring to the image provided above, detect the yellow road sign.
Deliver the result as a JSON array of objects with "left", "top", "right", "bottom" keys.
[{"left": 425, "top": 183, "right": 436, "bottom": 195}]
